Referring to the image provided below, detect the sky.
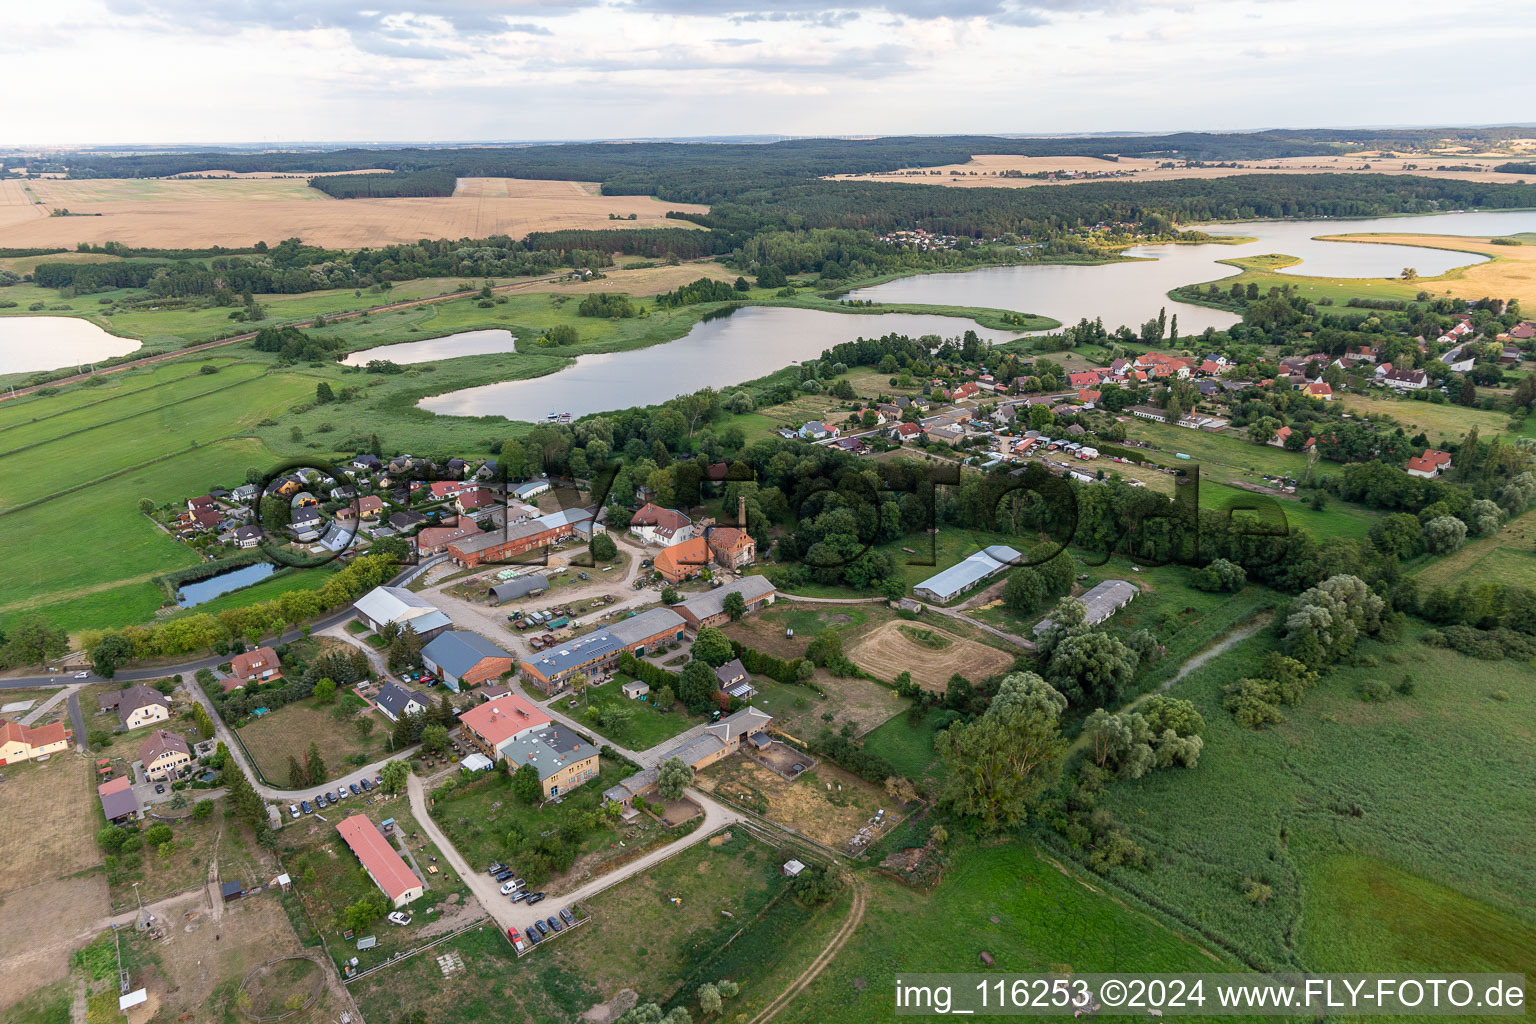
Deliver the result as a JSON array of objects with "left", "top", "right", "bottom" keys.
[{"left": 5, "top": 0, "right": 1533, "bottom": 146}]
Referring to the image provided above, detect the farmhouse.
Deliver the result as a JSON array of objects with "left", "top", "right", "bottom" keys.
[
  {"left": 629, "top": 504, "right": 694, "bottom": 546},
  {"left": 353, "top": 586, "right": 454, "bottom": 641},
  {"left": 675, "top": 576, "right": 777, "bottom": 630},
  {"left": 458, "top": 694, "right": 551, "bottom": 762},
  {"left": 99, "top": 685, "right": 172, "bottom": 730},
  {"left": 98, "top": 776, "right": 141, "bottom": 823},
  {"left": 229, "top": 646, "right": 282, "bottom": 687},
  {"left": 139, "top": 729, "right": 192, "bottom": 781},
  {"left": 0, "top": 719, "right": 70, "bottom": 765},
  {"left": 1407, "top": 448, "right": 1454, "bottom": 479},
  {"left": 336, "top": 814, "right": 423, "bottom": 908},
  {"left": 714, "top": 658, "right": 756, "bottom": 699},
  {"left": 501, "top": 725, "right": 600, "bottom": 798},
  {"left": 445, "top": 507, "right": 595, "bottom": 567},
  {"left": 490, "top": 575, "right": 550, "bottom": 603},
  {"left": 1035, "top": 579, "right": 1139, "bottom": 633},
  {"left": 603, "top": 707, "right": 772, "bottom": 812},
  {"left": 373, "top": 680, "right": 430, "bottom": 723},
  {"left": 421, "top": 631, "right": 514, "bottom": 692},
  {"left": 914, "top": 545, "right": 1022, "bottom": 603}
]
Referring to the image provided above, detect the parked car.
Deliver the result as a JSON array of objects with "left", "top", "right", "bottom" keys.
[
  {"left": 154, "top": 784, "right": 165, "bottom": 795},
  {"left": 289, "top": 804, "right": 300, "bottom": 818},
  {"left": 525, "top": 926, "right": 541, "bottom": 945},
  {"left": 336, "top": 787, "right": 348, "bottom": 801},
  {"left": 524, "top": 891, "right": 546, "bottom": 905},
  {"left": 386, "top": 911, "right": 411, "bottom": 926},
  {"left": 546, "top": 916, "right": 562, "bottom": 933},
  {"left": 487, "top": 862, "right": 505, "bottom": 876},
  {"left": 300, "top": 800, "right": 313, "bottom": 814},
  {"left": 509, "top": 891, "right": 527, "bottom": 903},
  {"left": 73, "top": 671, "right": 89, "bottom": 679},
  {"left": 494, "top": 869, "right": 514, "bottom": 882},
  {"left": 349, "top": 782, "right": 361, "bottom": 796},
  {"left": 533, "top": 920, "right": 549, "bottom": 936},
  {"left": 559, "top": 907, "right": 574, "bottom": 924},
  {"left": 360, "top": 778, "right": 373, "bottom": 791},
  {"left": 315, "top": 793, "right": 329, "bottom": 808},
  {"left": 500, "top": 880, "right": 520, "bottom": 895},
  {"left": 506, "top": 927, "right": 520, "bottom": 944}
]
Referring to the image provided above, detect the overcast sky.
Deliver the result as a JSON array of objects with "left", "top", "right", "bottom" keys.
[{"left": 7, "top": 0, "right": 1531, "bottom": 146}]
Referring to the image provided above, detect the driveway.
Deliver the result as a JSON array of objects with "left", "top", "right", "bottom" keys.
[{"left": 407, "top": 772, "right": 740, "bottom": 942}]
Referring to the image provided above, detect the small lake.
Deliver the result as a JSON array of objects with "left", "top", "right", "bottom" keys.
[
  {"left": 177, "top": 561, "right": 276, "bottom": 608},
  {"left": 849, "top": 209, "right": 1536, "bottom": 336},
  {"left": 0, "top": 317, "right": 141, "bottom": 375},
  {"left": 418, "top": 306, "right": 1021, "bottom": 419},
  {"left": 342, "top": 328, "right": 519, "bottom": 367}
]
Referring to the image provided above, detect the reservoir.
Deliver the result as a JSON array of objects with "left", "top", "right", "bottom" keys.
[
  {"left": 342, "top": 328, "right": 519, "bottom": 366},
  {"left": 0, "top": 317, "right": 140, "bottom": 375},
  {"left": 418, "top": 306, "right": 1020, "bottom": 419},
  {"left": 176, "top": 561, "right": 277, "bottom": 608}
]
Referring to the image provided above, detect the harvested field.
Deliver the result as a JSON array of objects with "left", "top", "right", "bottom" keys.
[
  {"left": 0, "top": 874, "right": 110, "bottom": 1012},
  {"left": 1319, "top": 233, "right": 1536, "bottom": 306},
  {"left": 829, "top": 152, "right": 1536, "bottom": 188},
  {"left": 0, "top": 177, "right": 709, "bottom": 250},
  {"left": 695, "top": 757, "right": 906, "bottom": 849},
  {"left": 168, "top": 168, "right": 395, "bottom": 178},
  {"left": 847, "top": 619, "right": 1013, "bottom": 690},
  {"left": 236, "top": 697, "right": 387, "bottom": 786},
  {"left": 0, "top": 757, "right": 101, "bottom": 894}
]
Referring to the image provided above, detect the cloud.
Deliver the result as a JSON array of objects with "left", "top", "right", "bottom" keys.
[
  {"left": 556, "top": 41, "right": 916, "bottom": 78},
  {"left": 711, "top": 37, "right": 764, "bottom": 46},
  {"left": 618, "top": 0, "right": 1141, "bottom": 27}
]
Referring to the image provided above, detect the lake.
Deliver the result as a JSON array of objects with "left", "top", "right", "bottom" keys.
[
  {"left": 342, "top": 328, "right": 519, "bottom": 366},
  {"left": 0, "top": 317, "right": 141, "bottom": 375},
  {"left": 177, "top": 561, "right": 276, "bottom": 608},
  {"left": 847, "top": 209, "right": 1536, "bottom": 336},
  {"left": 418, "top": 306, "right": 1021, "bottom": 419}
]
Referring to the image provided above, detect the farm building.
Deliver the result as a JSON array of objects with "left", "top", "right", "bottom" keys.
[
  {"left": 499, "top": 725, "right": 600, "bottom": 799},
  {"left": 1034, "top": 579, "right": 1139, "bottom": 633},
  {"left": 653, "top": 537, "right": 711, "bottom": 583},
  {"left": 512, "top": 479, "right": 552, "bottom": 500},
  {"left": 913, "top": 545, "right": 1022, "bottom": 604},
  {"left": 675, "top": 576, "right": 777, "bottom": 630},
  {"left": 336, "top": 814, "right": 423, "bottom": 908},
  {"left": 458, "top": 694, "right": 551, "bottom": 762},
  {"left": 421, "top": 631, "right": 515, "bottom": 691},
  {"left": 489, "top": 575, "right": 549, "bottom": 603},
  {"left": 445, "top": 507, "right": 594, "bottom": 567},
  {"left": 353, "top": 586, "right": 453, "bottom": 641},
  {"left": 603, "top": 707, "right": 772, "bottom": 811},
  {"left": 605, "top": 607, "right": 687, "bottom": 654},
  {"left": 705, "top": 526, "right": 756, "bottom": 569}
]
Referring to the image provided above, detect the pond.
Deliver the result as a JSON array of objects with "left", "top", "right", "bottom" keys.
[
  {"left": 341, "top": 328, "right": 519, "bottom": 367},
  {"left": 176, "top": 561, "right": 276, "bottom": 608},
  {"left": 0, "top": 316, "right": 141, "bottom": 375},
  {"left": 847, "top": 209, "right": 1536, "bottom": 337},
  {"left": 418, "top": 306, "right": 1021, "bottom": 420}
]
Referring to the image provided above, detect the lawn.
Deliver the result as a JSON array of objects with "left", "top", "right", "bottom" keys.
[
  {"left": 236, "top": 696, "right": 388, "bottom": 787},
  {"left": 862, "top": 706, "right": 948, "bottom": 783},
  {"left": 780, "top": 842, "right": 1229, "bottom": 1024},
  {"left": 1413, "top": 506, "right": 1536, "bottom": 588},
  {"left": 1071, "top": 621, "right": 1536, "bottom": 974},
  {"left": 566, "top": 676, "right": 696, "bottom": 750}
]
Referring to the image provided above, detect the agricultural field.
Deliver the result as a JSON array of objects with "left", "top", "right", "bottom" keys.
[
  {"left": 778, "top": 842, "right": 1229, "bottom": 1024},
  {"left": 0, "top": 757, "right": 110, "bottom": 1015},
  {"left": 1318, "top": 232, "right": 1536, "bottom": 307},
  {"left": 827, "top": 151, "right": 1536, "bottom": 189},
  {"left": 236, "top": 696, "right": 389, "bottom": 787},
  {"left": 1336, "top": 391, "right": 1534, "bottom": 442},
  {"left": 848, "top": 619, "right": 1014, "bottom": 689},
  {"left": 1078, "top": 622, "right": 1536, "bottom": 976},
  {"left": 0, "top": 176, "right": 709, "bottom": 250}
]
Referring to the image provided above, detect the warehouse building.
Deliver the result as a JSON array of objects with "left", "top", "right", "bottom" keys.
[
  {"left": 912, "top": 545, "right": 1022, "bottom": 604},
  {"left": 336, "top": 814, "right": 423, "bottom": 908}
]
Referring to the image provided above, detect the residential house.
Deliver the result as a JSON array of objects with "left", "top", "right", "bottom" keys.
[
  {"left": 520, "top": 632, "right": 624, "bottom": 696},
  {"left": 926, "top": 422, "right": 965, "bottom": 445},
  {"left": 229, "top": 646, "right": 282, "bottom": 687},
  {"left": 0, "top": 720, "right": 70, "bottom": 765},
  {"left": 290, "top": 507, "right": 325, "bottom": 541},
  {"left": 357, "top": 495, "right": 386, "bottom": 520},
  {"left": 1076, "top": 388, "right": 1102, "bottom": 408},
  {"left": 458, "top": 694, "right": 551, "bottom": 761},
  {"left": 675, "top": 576, "right": 776, "bottom": 630},
  {"left": 714, "top": 658, "right": 756, "bottom": 699},
  {"left": 230, "top": 484, "right": 259, "bottom": 504},
  {"left": 798, "top": 421, "right": 840, "bottom": 441},
  {"left": 373, "top": 680, "right": 429, "bottom": 723},
  {"left": 888, "top": 422, "right": 922, "bottom": 442},
  {"left": 233, "top": 525, "right": 263, "bottom": 549},
  {"left": 455, "top": 488, "right": 495, "bottom": 515},
  {"left": 1067, "top": 370, "right": 1102, "bottom": 389},
  {"left": 388, "top": 510, "right": 426, "bottom": 532},
  {"left": 139, "top": 729, "right": 192, "bottom": 781},
  {"left": 629, "top": 503, "right": 695, "bottom": 546},
  {"left": 1305, "top": 381, "right": 1334, "bottom": 401},
  {"left": 100, "top": 685, "right": 171, "bottom": 731},
  {"left": 1270, "top": 425, "right": 1317, "bottom": 451},
  {"left": 98, "top": 776, "right": 141, "bottom": 823},
  {"left": 187, "top": 495, "right": 216, "bottom": 514},
  {"left": 336, "top": 814, "right": 422, "bottom": 908},
  {"left": 499, "top": 725, "right": 600, "bottom": 799},
  {"left": 350, "top": 454, "right": 383, "bottom": 473},
  {"left": 428, "top": 480, "right": 469, "bottom": 501},
  {"left": 421, "top": 631, "right": 515, "bottom": 692},
  {"left": 951, "top": 382, "right": 981, "bottom": 402},
  {"left": 1406, "top": 449, "right": 1453, "bottom": 479},
  {"left": 1379, "top": 366, "right": 1429, "bottom": 390}
]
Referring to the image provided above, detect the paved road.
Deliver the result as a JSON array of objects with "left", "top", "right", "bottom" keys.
[
  {"left": 408, "top": 772, "right": 741, "bottom": 941},
  {"left": 19, "top": 685, "right": 71, "bottom": 725}
]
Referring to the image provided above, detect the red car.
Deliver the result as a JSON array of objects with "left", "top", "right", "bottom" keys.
[{"left": 506, "top": 927, "right": 520, "bottom": 943}]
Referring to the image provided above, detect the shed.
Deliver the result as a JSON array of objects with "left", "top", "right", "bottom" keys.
[
  {"left": 621, "top": 680, "right": 650, "bottom": 700},
  {"left": 490, "top": 575, "right": 549, "bottom": 604},
  {"left": 461, "top": 752, "right": 494, "bottom": 773},
  {"left": 782, "top": 859, "right": 806, "bottom": 878},
  {"left": 221, "top": 881, "right": 244, "bottom": 902}
]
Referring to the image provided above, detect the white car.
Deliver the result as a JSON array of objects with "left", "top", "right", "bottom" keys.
[
  {"left": 386, "top": 911, "right": 411, "bottom": 926},
  {"left": 73, "top": 671, "right": 89, "bottom": 679},
  {"left": 335, "top": 787, "right": 347, "bottom": 801},
  {"left": 289, "top": 804, "right": 300, "bottom": 818},
  {"left": 500, "top": 880, "right": 521, "bottom": 895}
]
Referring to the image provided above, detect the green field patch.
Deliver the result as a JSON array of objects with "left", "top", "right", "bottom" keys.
[
  {"left": 564, "top": 677, "right": 698, "bottom": 750},
  {"left": 862, "top": 706, "right": 948, "bottom": 782},
  {"left": 236, "top": 696, "right": 390, "bottom": 787}
]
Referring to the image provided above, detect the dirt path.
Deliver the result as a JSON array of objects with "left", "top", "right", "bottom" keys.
[
  {"left": 746, "top": 879, "right": 866, "bottom": 1024},
  {"left": 1156, "top": 612, "right": 1272, "bottom": 693}
]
